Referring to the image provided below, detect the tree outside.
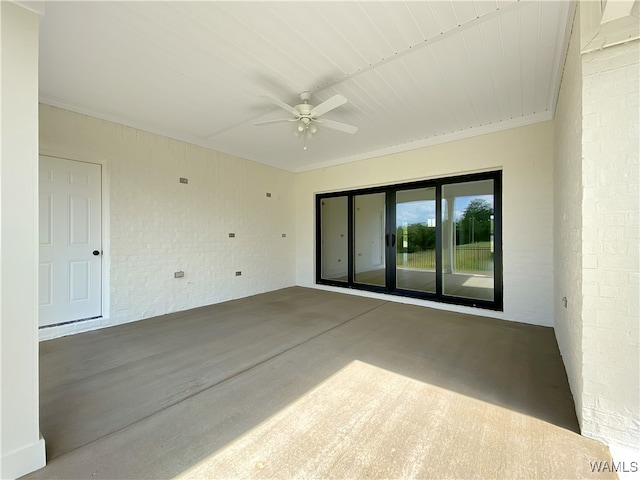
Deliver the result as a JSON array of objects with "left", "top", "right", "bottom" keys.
[
  {"left": 456, "top": 198, "right": 493, "bottom": 245},
  {"left": 396, "top": 197, "right": 494, "bottom": 273}
]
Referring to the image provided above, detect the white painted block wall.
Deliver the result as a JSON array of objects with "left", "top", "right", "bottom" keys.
[
  {"left": 295, "top": 122, "right": 555, "bottom": 326},
  {"left": 581, "top": 38, "right": 639, "bottom": 451},
  {"left": 39, "top": 105, "right": 296, "bottom": 338},
  {"left": 554, "top": 5, "right": 639, "bottom": 461},
  {"left": 553, "top": 10, "right": 584, "bottom": 427}
]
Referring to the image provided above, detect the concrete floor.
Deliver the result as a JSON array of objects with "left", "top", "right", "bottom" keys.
[{"left": 25, "top": 287, "right": 613, "bottom": 479}]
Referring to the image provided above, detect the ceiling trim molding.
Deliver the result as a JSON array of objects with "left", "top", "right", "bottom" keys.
[
  {"left": 11, "top": 1, "right": 44, "bottom": 16},
  {"left": 42, "top": 97, "right": 554, "bottom": 175},
  {"left": 39, "top": 98, "right": 241, "bottom": 164},
  {"left": 41, "top": 98, "right": 554, "bottom": 175},
  {"left": 295, "top": 111, "right": 554, "bottom": 173},
  {"left": 580, "top": 0, "right": 640, "bottom": 53}
]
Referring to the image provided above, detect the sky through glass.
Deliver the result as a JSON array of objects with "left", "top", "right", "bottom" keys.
[{"left": 396, "top": 195, "right": 493, "bottom": 226}]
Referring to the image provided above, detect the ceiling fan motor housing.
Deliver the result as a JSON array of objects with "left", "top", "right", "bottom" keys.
[
  {"left": 296, "top": 105, "right": 312, "bottom": 118},
  {"left": 296, "top": 93, "right": 314, "bottom": 133},
  {"left": 254, "top": 90, "right": 357, "bottom": 142}
]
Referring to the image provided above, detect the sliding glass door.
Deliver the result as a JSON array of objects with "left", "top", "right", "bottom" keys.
[
  {"left": 319, "top": 196, "right": 348, "bottom": 283},
  {"left": 395, "top": 187, "right": 437, "bottom": 294},
  {"left": 354, "top": 192, "right": 386, "bottom": 287},
  {"left": 316, "top": 171, "right": 502, "bottom": 310},
  {"left": 441, "top": 180, "right": 495, "bottom": 302}
]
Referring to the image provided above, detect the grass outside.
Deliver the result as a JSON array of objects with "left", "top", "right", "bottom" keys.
[{"left": 397, "top": 242, "right": 493, "bottom": 273}]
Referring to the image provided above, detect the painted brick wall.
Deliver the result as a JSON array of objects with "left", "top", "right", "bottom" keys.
[
  {"left": 39, "top": 105, "right": 296, "bottom": 338},
  {"left": 295, "top": 121, "right": 555, "bottom": 326},
  {"left": 552, "top": 11, "right": 584, "bottom": 425},
  {"left": 581, "top": 39, "right": 639, "bottom": 450}
]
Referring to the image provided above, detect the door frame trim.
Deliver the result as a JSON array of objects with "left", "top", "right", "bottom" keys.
[{"left": 38, "top": 154, "right": 110, "bottom": 338}]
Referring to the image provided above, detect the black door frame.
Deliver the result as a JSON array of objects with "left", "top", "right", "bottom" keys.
[{"left": 316, "top": 170, "right": 503, "bottom": 311}]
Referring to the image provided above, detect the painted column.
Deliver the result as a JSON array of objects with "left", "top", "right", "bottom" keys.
[{"left": 0, "top": 2, "right": 47, "bottom": 478}]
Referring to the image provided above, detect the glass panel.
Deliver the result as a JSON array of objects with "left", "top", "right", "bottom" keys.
[
  {"left": 441, "top": 180, "right": 494, "bottom": 301},
  {"left": 320, "top": 196, "right": 348, "bottom": 282},
  {"left": 354, "top": 192, "right": 386, "bottom": 286},
  {"left": 395, "top": 187, "right": 436, "bottom": 293}
]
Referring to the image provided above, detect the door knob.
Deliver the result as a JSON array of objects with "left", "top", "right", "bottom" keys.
[{"left": 92, "top": 250, "right": 101, "bottom": 256}]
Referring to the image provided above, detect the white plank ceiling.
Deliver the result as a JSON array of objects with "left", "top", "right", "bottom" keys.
[{"left": 39, "top": 1, "right": 572, "bottom": 172}]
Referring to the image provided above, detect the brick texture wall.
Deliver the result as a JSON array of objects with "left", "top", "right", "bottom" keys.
[
  {"left": 581, "top": 38, "right": 639, "bottom": 450},
  {"left": 39, "top": 105, "right": 296, "bottom": 338},
  {"left": 553, "top": 10, "right": 584, "bottom": 427},
  {"left": 555, "top": 6, "right": 639, "bottom": 455}
]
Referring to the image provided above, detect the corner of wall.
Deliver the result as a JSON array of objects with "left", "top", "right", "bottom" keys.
[
  {"left": 552, "top": 3, "right": 584, "bottom": 426},
  {"left": 579, "top": 35, "right": 640, "bottom": 451},
  {"left": 569, "top": 0, "right": 640, "bottom": 454},
  {"left": 1, "top": 3, "right": 48, "bottom": 478}
]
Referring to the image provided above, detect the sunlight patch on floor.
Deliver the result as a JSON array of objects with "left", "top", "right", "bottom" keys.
[{"left": 174, "top": 360, "right": 612, "bottom": 479}]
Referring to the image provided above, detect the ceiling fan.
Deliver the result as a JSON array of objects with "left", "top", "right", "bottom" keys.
[{"left": 254, "top": 91, "right": 358, "bottom": 150}]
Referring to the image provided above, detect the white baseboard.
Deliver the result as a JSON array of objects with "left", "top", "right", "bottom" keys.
[{"left": 0, "top": 434, "right": 46, "bottom": 479}]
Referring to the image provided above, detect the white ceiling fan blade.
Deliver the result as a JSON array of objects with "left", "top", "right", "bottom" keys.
[
  {"left": 311, "top": 94, "right": 347, "bottom": 117},
  {"left": 253, "top": 118, "right": 296, "bottom": 126},
  {"left": 261, "top": 94, "right": 299, "bottom": 117},
  {"left": 315, "top": 118, "right": 358, "bottom": 134}
]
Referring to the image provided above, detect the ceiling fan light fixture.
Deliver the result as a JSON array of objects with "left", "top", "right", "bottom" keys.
[{"left": 256, "top": 91, "right": 358, "bottom": 150}]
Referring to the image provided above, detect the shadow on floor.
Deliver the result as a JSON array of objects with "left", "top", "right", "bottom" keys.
[{"left": 25, "top": 287, "right": 612, "bottom": 479}]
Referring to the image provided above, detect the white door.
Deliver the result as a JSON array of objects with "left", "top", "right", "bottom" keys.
[{"left": 39, "top": 156, "right": 102, "bottom": 327}]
